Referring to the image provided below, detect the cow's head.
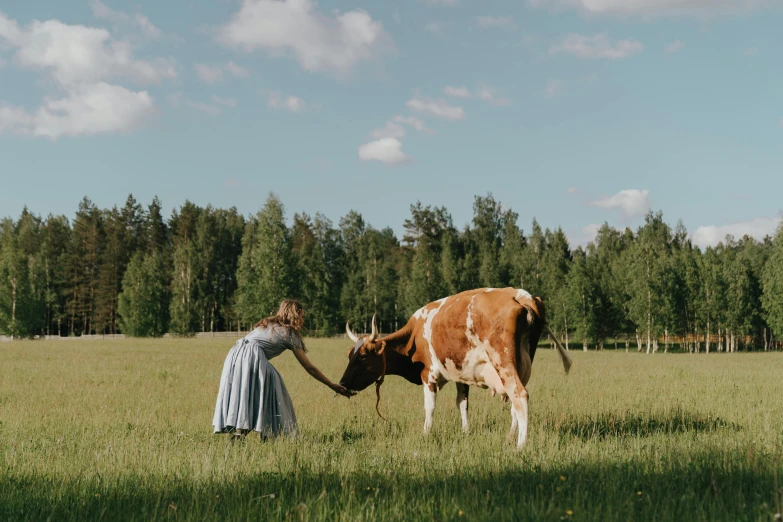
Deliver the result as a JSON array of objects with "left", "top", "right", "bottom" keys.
[{"left": 338, "top": 314, "right": 386, "bottom": 392}]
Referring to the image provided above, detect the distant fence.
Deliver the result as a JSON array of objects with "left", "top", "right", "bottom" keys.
[{"left": 0, "top": 331, "right": 356, "bottom": 342}]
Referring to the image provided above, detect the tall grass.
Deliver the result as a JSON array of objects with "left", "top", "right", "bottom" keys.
[{"left": 1, "top": 338, "right": 781, "bottom": 521}]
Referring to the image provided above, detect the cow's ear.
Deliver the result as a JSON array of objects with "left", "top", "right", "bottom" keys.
[{"left": 376, "top": 341, "right": 386, "bottom": 355}]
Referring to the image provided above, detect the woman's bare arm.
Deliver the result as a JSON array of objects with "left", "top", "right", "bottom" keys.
[{"left": 292, "top": 347, "right": 354, "bottom": 397}]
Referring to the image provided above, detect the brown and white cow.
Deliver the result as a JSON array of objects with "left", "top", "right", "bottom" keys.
[{"left": 338, "top": 287, "right": 572, "bottom": 450}]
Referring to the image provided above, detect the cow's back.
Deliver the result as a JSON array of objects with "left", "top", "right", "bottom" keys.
[{"left": 410, "top": 288, "right": 539, "bottom": 390}]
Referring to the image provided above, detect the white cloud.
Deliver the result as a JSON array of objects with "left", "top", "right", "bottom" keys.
[
  {"left": 527, "top": 0, "right": 776, "bottom": 17},
  {"left": 567, "top": 223, "right": 601, "bottom": 248},
  {"left": 475, "top": 85, "right": 510, "bottom": 106},
  {"left": 545, "top": 79, "right": 563, "bottom": 98},
  {"left": 195, "top": 63, "right": 224, "bottom": 84},
  {"left": 442, "top": 85, "right": 510, "bottom": 106},
  {"left": 424, "top": 21, "right": 446, "bottom": 35},
  {"left": 0, "top": 13, "right": 173, "bottom": 139},
  {"left": 217, "top": 0, "right": 393, "bottom": 76},
  {"left": 666, "top": 40, "right": 684, "bottom": 53},
  {"left": 89, "top": 0, "right": 162, "bottom": 39},
  {"left": 443, "top": 85, "right": 471, "bottom": 98},
  {"left": 0, "top": 14, "right": 176, "bottom": 86},
  {"left": 267, "top": 91, "right": 305, "bottom": 113},
  {"left": 589, "top": 189, "right": 650, "bottom": 219},
  {"left": 691, "top": 216, "right": 782, "bottom": 249},
  {"left": 89, "top": 0, "right": 129, "bottom": 25},
  {"left": 476, "top": 16, "right": 515, "bottom": 29},
  {"left": 212, "top": 96, "right": 237, "bottom": 107},
  {"left": 361, "top": 115, "right": 433, "bottom": 164},
  {"left": 406, "top": 96, "right": 465, "bottom": 120},
  {"left": 392, "top": 115, "right": 434, "bottom": 134},
  {"left": 195, "top": 61, "right": 250, "bottom": 84},
  {"left": 420, "top": 0, "right": 458, "bottom": 5},
  {"left": 369, "top": 115, "right": 434, "bottom": 140},
  {"left": 358, "top": 137, "right": 410, "bottom": 165},
  {"left": 134, "top": 14, "right": 161, "bottom": 39},
  {"left": 0, "top": 82, "right": 155, "bottom": 139},
  {"left": 370, "top": 121, "right": 406, "bottom": 140},
  {"left": 224, "top": 60, "right": 249, "bottom": 78},
  {"left": 186, "top": 100, "right": 223, "bottom": 117},
  {"left": 169, "top": 92, "right": 234, "bottom": 116},
  {"left": 550, "top": 33, "right": 644, "bottom": 59}
]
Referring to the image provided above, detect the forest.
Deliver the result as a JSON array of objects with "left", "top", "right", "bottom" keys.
[{"left": 1, "top": 192, "right": 782, "bottom": 352}]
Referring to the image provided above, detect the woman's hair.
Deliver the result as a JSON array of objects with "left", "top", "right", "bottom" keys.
[
  {"left": 255, "top": 299, "right": 306, "bottom": 350},
  {"left": 256, "top": 299, "right": 304, "bottom": 330}
]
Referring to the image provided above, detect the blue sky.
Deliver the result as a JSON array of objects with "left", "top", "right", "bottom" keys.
[{"left": 1, "top": 0, "right": 781, "bottom": 248}]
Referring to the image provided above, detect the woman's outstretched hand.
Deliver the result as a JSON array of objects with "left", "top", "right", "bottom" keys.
[{"left": 331, "top": 383, "right": 356, "bottom": 398}]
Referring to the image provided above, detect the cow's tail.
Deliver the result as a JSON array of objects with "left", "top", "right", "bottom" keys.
[{"left": 545, "top": 323, "right": 572, "bottom": 375}]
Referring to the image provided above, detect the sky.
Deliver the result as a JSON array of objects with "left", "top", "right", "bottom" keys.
[{"left": 1, "top": 0, "right": 782, "bottom": 249}]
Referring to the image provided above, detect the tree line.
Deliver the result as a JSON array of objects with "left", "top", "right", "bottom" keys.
[{"left": 1, "top": 192, "right": 782, "bottom": 352}]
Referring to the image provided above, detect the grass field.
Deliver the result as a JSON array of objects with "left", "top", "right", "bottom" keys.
[{"left": 1, "top": 338, "right": 782, "bottom": 521}]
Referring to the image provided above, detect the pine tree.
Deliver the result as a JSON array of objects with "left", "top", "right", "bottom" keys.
[
  {"left": 499, "top": 208, "right": 525, "bottom": 288},
  {"left": 519, "top": 219, "right": 545, "bottom": 295},
  {"left": 235, "top": 194, "right": 295, "bottom": 327},
  {"left": 118, "top": 251, "right": 168, "bottom": 337},
  {"left": 761, "top": 223, "right": 783, "bottom": 344},
  {"left": 401, "top": 202, "right": 449, "bottom": 315},
  {"left": 587, "top": 223, "right": 628, "bottom": 347},
  {"left": 541, "top": 227, "right": 572, "bottom": 346},
  {"left": 698, "top": 246, "right": 726, "bottom": 353},
  {"left": 472, "top": 194, "right": 504, "bottom": 287},
  {"left": 567, "top": 248, "right": 599, "bottom": 350},
  {"left": 339, "top": 210, "right": 368, "bottom": 329},
  {"left": 169, "top": 201, "right": 201, "bottom": 335},
  {"left": 40, "top": 214, "right": 71, "bottom": 336},
  {"left": 0, "top": 217, "right": 33, "bottom": 338},
  {"left": 94, "top": 207, "right": 124, "bottom": 334},
  {"left": 63, "top": 197, "right": 103, "bottom": 336},
  {"left": 313, "top": 212, "right": 345, "bottom": 334},
  {"left": 292, "top": 212, "right": 332, "bottom": 334}
]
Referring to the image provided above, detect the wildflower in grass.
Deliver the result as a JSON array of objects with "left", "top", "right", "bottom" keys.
[
  {"left": 566, "top": 510, "right": 573, "bottom": 516},
  {"left": 560, "top": 475, "right": 567, "bottom": 481},
  {"left": 458, "top": 510, "right": 464, "bottom": 516},
  {"left": 637, "top": 491, "right": 642, "bottom": 496}
]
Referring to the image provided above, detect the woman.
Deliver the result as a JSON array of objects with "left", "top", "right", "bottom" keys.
[{"left": 212, "top": 299, "right": 353, "bottom": 440}]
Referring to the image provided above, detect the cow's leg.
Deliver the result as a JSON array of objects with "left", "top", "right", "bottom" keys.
[
  {"left": 423, "top": 383, "right": 437, "bottom": 434},
  {"left": 495, "top": 368, "right": 529, "bottom": 450},
  {"left": 507, "top": 407, "right": 518, "bottom": 443},
  {"left": 456, "top": 383, "right": 469, "bottom": 433}
]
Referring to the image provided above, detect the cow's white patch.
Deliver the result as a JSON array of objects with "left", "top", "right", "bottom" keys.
[
  {"left": 515, "top": 288, "right": 532, "bottom": 301},
  {"left": 423, "top": 386, "right": 436, "bottom": 433},
  {"left": 422, "top": 297, "right": 448, "bottom": 382},
  {"left": 456, "top": 384, "right": 469, "bottom": 433},
  {"left": 448, "top": 295, "right": 508, "bottom": 399},
  {"left": 442, "top": 349, "right": 505, "bottom": 397}
]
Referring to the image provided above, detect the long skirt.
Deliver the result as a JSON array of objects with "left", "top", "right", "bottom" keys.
[{"left": 212, "top": 338, "right": 298, "bottom": 438}]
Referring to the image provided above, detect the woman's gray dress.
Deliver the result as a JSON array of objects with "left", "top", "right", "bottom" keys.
[{"left": 212, "top": 324, "right": 303, "bottom": 438}]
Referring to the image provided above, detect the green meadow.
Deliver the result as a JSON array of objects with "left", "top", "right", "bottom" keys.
[{"left": 1, "top": 338, "right": 781, "bottom": 521}]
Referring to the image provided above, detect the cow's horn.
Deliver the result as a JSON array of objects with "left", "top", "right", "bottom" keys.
[
  {"left": 346, "top": 322, "right": 359, "bottom": 343},
  {"left": 369, "top": 313, "right": 378, "bottom": 341}
]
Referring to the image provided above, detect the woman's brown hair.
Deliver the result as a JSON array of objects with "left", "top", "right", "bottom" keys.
[{"left": 255, "top": 299, "right": 306, "bottom": 349}]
